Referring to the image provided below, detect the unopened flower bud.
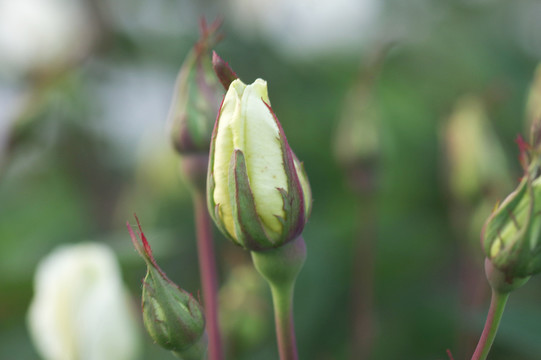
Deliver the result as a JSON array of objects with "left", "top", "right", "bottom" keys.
[
  {"left": 127, "top": 216, "right": 207, "bottom": 358},
  {"left": 526, "top": 64, "right": 541, "bottom": 136},
  {"left": 207, "top": 77, "right": 312, "bottom": 251},
  {"left": 443, "top": 96, "right": 511, "bottom": 203},
  {"left": 333, "top": 78, "right": 379, "bottom": 173},
  {"left": 168, "top": 19, "right": 224, "bottom": 155},
  {"left": 482, "top": 137, "right": 541, "bottom": 280}
]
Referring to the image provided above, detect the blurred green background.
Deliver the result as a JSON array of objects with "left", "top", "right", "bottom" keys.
[{"left": 2, "top": 0, "right": 541, "bottom": 359}]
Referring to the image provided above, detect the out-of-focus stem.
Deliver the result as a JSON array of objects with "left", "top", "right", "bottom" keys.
[
  {"left": 470, "top": 290, "right": 509, "bottom": 360},
  {"left": 350, "top": 193, "right": 376, "bottom": 359},
  {"left": 193, "top": 190, "right": 223, "bottom": 360}
]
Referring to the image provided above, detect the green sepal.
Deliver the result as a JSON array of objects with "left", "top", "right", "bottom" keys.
[
  {"left": 264, "top": 101, "right": 306, "bottom": 245},
  {"left": 229, "top": 149, "right": 274, "bottom": 251},
  {"left": 142, "top": 266, "right": 206, "bottom": 353},
  {"left": 483, "top": 179, "right": 530, "bottom": 253},
  {"left": 294, "top": 156, "right": 313, "bottom": 220},
  {"left": 483, "top": 165, "right": 541, "bottom": 278}
]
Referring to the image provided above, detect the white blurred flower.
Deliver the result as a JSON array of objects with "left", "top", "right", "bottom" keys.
[
  {"left": 0, "top": 0, "right": 94, "bottom": 76},
  {"left": 27, "top": 243, "right": 140, "bottom": 360},
  {"left": 226, "top": 0, "right": 381, "bottom": 58}
]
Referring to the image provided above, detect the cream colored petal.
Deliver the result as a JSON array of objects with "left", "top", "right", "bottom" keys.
[
  {"left": 213, "top": 81, "right": 245, "bottom": 239},
  {"left": 294, "top": 156, "right": 312, "bottom": 219},
  {"left": 241, "top": 80, "right": 286, "bottom": 238},
  {"left": 27, "top": 243, "right": 140, "bottom": 360}
]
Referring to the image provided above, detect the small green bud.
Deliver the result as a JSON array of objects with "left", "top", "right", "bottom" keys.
[
  {"left": 482, "top": 137, "right": 541, "bottom": 279},
  {"left": 207, "top": 69, "right": 312, "bottom": 251},
  {"left": 127, "top": 216, "right": 207, "bottom": 359},
  {"left": 333, "top": 76, "right": 380, "bottom": 173},
  {"left": 168, "top": 19, "right": 224, "bottom": 155}
]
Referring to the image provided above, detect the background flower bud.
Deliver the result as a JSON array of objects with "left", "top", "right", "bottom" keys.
[
  {"left": 526, "top": 64, "right": 541, "bottom": 136},
  {"left": 27, "top": 243, "right": 140, "bottom": 360},
  {"left": 443, "top": 96, "right": 511, "bottom": 204},
  {"left": 207, "top": 78, "right": 311, "bottom": 251},
  {"left": 482, "top": 146, "right": 541, "bottom": 279},
  {"left": 168, "top": 19, "right": 224, "bottom": 155},
  {"left": 127, "top": 217, "right": 207, "bottom": 358}
]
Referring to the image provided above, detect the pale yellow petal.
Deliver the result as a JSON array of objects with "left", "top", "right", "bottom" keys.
[
  {"left": 213, "top": 80, "right": 246, "bottom": 238},
  {"left": 241, "top": 80, "right": 286, "bottom": 238},
  {"left": 294, "top": 156, "right": 312, "bottom": 219}
]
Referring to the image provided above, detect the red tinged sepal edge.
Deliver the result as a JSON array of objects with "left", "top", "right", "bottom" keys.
[
  {"left": 212, "top": 51, "right": 238, "bottom": 90},
  {"left": 127, "top": 214, "right": 163, "bottom": 276},
  {"left": 127, "top": 215, "right": 208, "bottom": 357},
  {"left": 516, "top": 135, "right": 531, "bottom": 172}
]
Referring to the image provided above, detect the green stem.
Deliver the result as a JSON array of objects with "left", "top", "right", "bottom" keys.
[
  {"left": 251, "top": 236, "right": 306, "bottom": 360},
  {"left": 470, "top": 290, "right": 509, "bottom": 360},
  {"left": 270, "top": 282, "right": 298, "bottom": 360}
]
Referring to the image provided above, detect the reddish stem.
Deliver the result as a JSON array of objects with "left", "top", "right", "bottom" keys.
[
  {"left": 193, "top": 190, "right": 223, "bottom": 360},
  {"left": 470, "top": 290, "right": 509, "bottom": 360}
]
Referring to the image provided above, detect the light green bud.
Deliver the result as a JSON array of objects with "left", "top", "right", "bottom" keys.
[
  {"left": 127, "top": 217, "right": 207, "bottom": 359},
  {"left": 482, "top": 142, "right": 541, "bottom": 279}
]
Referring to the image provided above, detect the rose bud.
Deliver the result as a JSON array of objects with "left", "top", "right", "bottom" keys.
[
  {"left": 207, "top": 78, "right": 312, "bottom": 251},
  {"left": 127, "top": 216, "right": 207, "bottom": 359},
  {"left": 482, "top": 136, "right": 541, "bottom": 285},
  {"left": 168, "top": 19, "right": 224, "bottom": 156}
]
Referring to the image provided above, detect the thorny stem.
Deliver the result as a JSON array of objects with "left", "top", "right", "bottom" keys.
[
  {"left": 470, "top": 289, "right": 509, "bottom": 360},
  {"left": 193, "top": 190, "right": 223, "bottom": 360}
]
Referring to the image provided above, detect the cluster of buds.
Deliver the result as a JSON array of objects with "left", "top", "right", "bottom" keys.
[
  {"left": 206, "top": 54, "right": 312, "bottom": 252},
  {"left": 481, "top": 128, "right": 541, "bottom": 286},
  {"left": 127, "top": 216, "right": 207, "bottom": 359}
]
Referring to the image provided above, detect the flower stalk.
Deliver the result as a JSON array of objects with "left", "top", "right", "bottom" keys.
[
  {"left": 470, "top": 289, "right": 509, "bottom": 360},
  {"left": 270, "top": 281, "right": 298, "bottom": 360},
  {"left": 251, "top": 236, "right": 306, "bottom": 360},
  {"left": 193, "top": 188, "right": 223, "bottom": 360}
]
